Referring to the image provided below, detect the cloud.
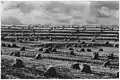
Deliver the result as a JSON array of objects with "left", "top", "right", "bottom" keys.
[
  {"left": 1, "top": 16, "right": 22, "bottom": 25},
  {"left": 44, "top": 1, "right": 86, "bottom": 15},
  {"left": 1, "top": 1, "right": 57, "bottom": 25},
  {"left": 43, "top": 1, "right": 89, "bottom": 24},
  {"left": 90, "top": 1, "right": 119, "bottom": 18},
  {"left": 89, "top": 1, "right": 119, "bottom": 24},
  {"left": 1, "top": 1, "right": 119, "bottom": 25}
]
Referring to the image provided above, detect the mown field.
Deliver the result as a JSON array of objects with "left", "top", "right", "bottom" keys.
[
  {"left": 1, "top": 41, "right": 119, "bottom": 79},
  {"left": 1, "top": 25, "right": 119, "bottom": 79}
]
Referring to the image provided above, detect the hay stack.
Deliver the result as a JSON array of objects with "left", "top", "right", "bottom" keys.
[
  {"left": 43, "top": 48, "right": 50, "bottom": 53},
  {"left": 12, "top": 59, "right": 24, "bottom": 68},
  {"left": 35, "top": 53, "right": 42, "bottom": 59},
  {"left": 10, "top": 52, "right": 14, "bottom": 56},
  {"left": 68, "top": 47, "right": 74, "bottom": 50},
  {"left": 65, "top": 44, "right": 69, "bottom": 48},
  {"left": 87, "top": 48, "right": 92, "bottom": 52},
  {"left": 20, "top": 47, "right": 26, "bottom": 51},
  {"left": 86, "top": 44, "right": 91, "bottom": 47},
  {"left": 80, "top": 64, "right": 92, "bottom": 73},
  {"left": 64, "top": 39, "right": 67, "bottom": 42},
  {"left": 48, "top": 47, "right": 52, "bottom": 51},
  {"left": 114, "top": 44, "right": 119, "bottom": 48},
  {"left": 1, "top": 51, "right": 2, "bottom": 55},
  {"left": 39, "top": 47, "right": 43, "bottom": 51},
  {"left": 49, "top": 38, "right": 52, "bottom": 41},
  {"left": 78, "top": 44, "right": 82, "bottom": 48},
  {"left": 99, "top": 48, "right": 103, "bottom": 51},
  {"left": 74, "top": 44, "right": 78, "bottom": 48},
  {"left": 67, "top": 39, "right": 70, "bottom": 42},
  {"left": 81, "top": 44, "right": 86, "bottom": 47},
  {"left": 116, "top": 72, "right": 119, "bottom": 78},
  {"left": 91, "top": 39, "right": 95, "bottom": 42},
  {"left": 108, "top": 53, "right": 114, "bottom": 59},
  {"left": 11, "top": 43, "right": 17, "bottom": 47},
  {"left": 77, "top": 40, "right": 81, "bottom": 42},
  {"left": 81, "top": 41, "right": 85, "bottom": 44},
  {"left": 2, "top": 43, "right": 6, "bottom": 47},
  {"left": 103, "top": 61, "right": 110, "bottom": 67},
  {"left": 10, "top": 51, "right": 20, "bottom": 57},
  {"left": 105, "top": 41, "right": 109, "bottom": 45},
  {"left": 52, "top": 48, "right": 57, "bottom": 52},
  {"left": 7, "top": 44, "right": 11, "bottom": 47},
  {"left": 18, "top": 39, "right": 23, "bottom": 43},
  {"left": 44, "top": 65, "right": 57, "bottom": 78},
  {"left": 92, "top": 52, "right": 99, "bottom": 59},
  {"left": 71, "top": 62, "right": 80, "bottom": 69},
  {"left": 1, "top": 36, "right": 5, "bottom": 40},
  {"left": 69, "top": 50, "right": 75, "bottom": 55},
  {"left": 1, "top": 74, "right": 8, "bottom": 79},
  {"left": 44, "top": 65, "right": 74, "bottom": 78},
  {"left": 80, "top": 48, "right": 85, "bottom": 52},
  {"left": 117, "top": 35, "right": 119, "bottom": 38}
]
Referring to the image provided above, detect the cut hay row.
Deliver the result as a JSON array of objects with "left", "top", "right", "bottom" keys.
[
  {"left": 2, "top": 32, "right": 118, "bottom": 35},
  {"left": 2, "top": 29, "right": 118, "bottom": 33},
  {"left": 1, "top": 26, "right": 118, "bottom": 30},
  {"left": 4, "top": 36, "right": 118, "bottom": 39},
  {"left": 2, "top": 33, "right": 118, "bottom": 37},
  {"left": 1, "top": 30, "right": 119, "bottom": 34},
  {"left": 1, "top": 33, "right": 119, "bottom": 37},
  {"left": 1, "top": 26, "right": 118, "bottom": 31},
  {"left": 3, "top": 36, "right": 118, "bottom": 41}
]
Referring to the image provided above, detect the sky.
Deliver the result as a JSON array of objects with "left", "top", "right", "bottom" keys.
[{"left": 1, "top": 1, "right": 119, "bottom": 25}]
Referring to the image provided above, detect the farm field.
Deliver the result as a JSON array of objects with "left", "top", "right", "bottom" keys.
[{"left": 1, "top": 25, "right": 119, "bottom": 79}]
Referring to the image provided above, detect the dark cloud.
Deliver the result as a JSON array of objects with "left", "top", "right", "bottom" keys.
[{"left": 1, "top": 16, "right": 22, "bottom": 25}]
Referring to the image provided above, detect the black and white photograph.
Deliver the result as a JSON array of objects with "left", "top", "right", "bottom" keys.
[{"left": 1, "top": 0, "right": 119, "bottom": 79}]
